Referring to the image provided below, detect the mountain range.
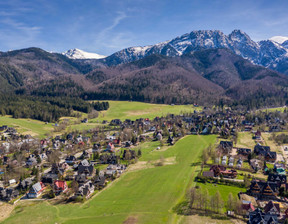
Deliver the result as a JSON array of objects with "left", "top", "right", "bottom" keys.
[
  {"left": 82, "top": 30, "right": 288, "bottom": 76},
  {"left": 62, "top": 30, "right": 288, "bottom": 76},
  {"left": 1, "top": 29, "right": 288, "bottom": 108}
]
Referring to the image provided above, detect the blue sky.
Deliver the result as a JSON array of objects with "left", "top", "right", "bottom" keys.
[{"left": 0, "top": 0, "right": 288, "bottom": 55}]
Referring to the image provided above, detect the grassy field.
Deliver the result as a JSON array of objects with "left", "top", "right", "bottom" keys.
[
  {"left": 3, "top": 135, "right": 216, "bottom": 224},
  {"left": 0, "top": 101, "right": 199, "bottom": 137},
  {"left": 0, "top": 116, "right": 54, "bottom": 138},
  {"left": 92, "top": 101, "right": 199, "bottom": 122},
  {"left": 260, "top": 107, "right": 286, "bottom": 113},
  {"left": 236, "top": 132, "right": 255, "bottom": 148},
  {"left": 195, "top": 182, "right": 246, "bottom": 202}
]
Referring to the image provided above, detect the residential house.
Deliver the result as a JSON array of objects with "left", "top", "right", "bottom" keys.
[
  {"left": 254, "top": 144, "right": 271, "bottom": 156},
  {"left": 50, "top": 163, "right": 66, "bottom": 176},
  {"left": 265, "top": 152, "right": 277, "bottom": 163},
  {"left": 250, "top": 159, "right": 261, "bottom": 171},
  {"left": 53, "top": 180, "right": 68, "bottom": 195},
  {"left": 26, "top": 156, "right": 37, "bottom": 167},
  {"left": 254, "top": 144, "right": 277, "bottom": 163},
  {"left": 75, "top": 181, "right": 94, "bottom": 198},
  {"left": 241, "top": 201, "right": 255, "bottom": 216},
  {"left": 0, "top": 188, "right": 19, "bottom": 201},
  {"left": 249, "top": 180, "right": 279, "bottom": 200},
  {"left": 42, "top": 173, "right": 58, "bottom": 184},
  {"left": 78, "top": 159, "right": 94, "bottom": 176},
  {"left": 248, "top": 208, "right": 278, "bottom": 224},
  {"left": 110, "top": 119, "right": 122, "bottom": 126},
  {"left": 99, "top": 154, "right": 119, "bottom": 164},
  {"left": 221, "top": 169, "right": 237, "bottom": 178},
  {"left": 237, "top": 148, "right": 251, "bottom": 157},
  {"left": 219, "top": 141, "right": 233, "bottom": 152},
  {"left": 19, "top": 178, "right": 33, "bottom": 190},
  {"left": 75, "top": 174, "right": 88, "bottom": 184},
  {"left": 210, "top": 165, "right": 226, "bottom": 177},
  {"left": 104, "top": 142, "right": 115, "bottom": 153},
  {"left": 94, "top": 176, "right": 106, "bottom": 189},
  {"left": 80, "top": 150, "right": 91, "bottom": 159},
  {"left": 27, "top": 182, "right": 46, "bottom": 198},
  {"left": 92, "top": 144, "right": 101, "bottom": 153},
  {"left": 268, "top": 174, "right": 287, "bottom": 187},
  {"left": 65, "top": 155, "right": 77, "bottom": 165},
  {"left": 39, "top": 153, "right": 48, "bottom": 161},
  {"left": 264, "top": 201, "right": 280, "bottom": 216},
  {"left": 9, "top": 179, "right": 16, "bottom": 186}
]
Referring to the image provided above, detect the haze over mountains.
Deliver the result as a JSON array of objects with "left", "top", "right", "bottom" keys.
[{"left": 1, "top": 29, "right": 288, "bottom": 108}]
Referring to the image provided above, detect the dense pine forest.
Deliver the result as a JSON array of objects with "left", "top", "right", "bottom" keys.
[{"left": 0, "top": 94, "right": 109, "bottom": 122}]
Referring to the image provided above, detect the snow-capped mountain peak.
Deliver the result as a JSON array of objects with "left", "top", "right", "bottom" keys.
[
  {"left": 269, "top": 36, "right": 288, "bottom": 44},
  {"left": 63, "top": 48, "right": 106, "bottom": 59}
]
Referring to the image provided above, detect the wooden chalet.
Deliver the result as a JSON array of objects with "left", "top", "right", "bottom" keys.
[
  {"left": 264, "top": 201, "right": 280, "bottom": 216},
  {"left": 219, "top": 141, "right": 233, "bottom": 152},
  {"left": 249, "top": 180, "right": 279, "bottom": 200},
  {"left": 237, "top": 148, "right": 251, "bottom": 157},
  {"left": 268, "top": 174, "right": 287, "bottom": 187}
]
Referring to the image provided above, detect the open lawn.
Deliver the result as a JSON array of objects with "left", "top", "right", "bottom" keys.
[
  {"left": 261, "top": 132, "right": 282, "bottom": 154},
  {"left": 92, "top": 101, "right": 200, "bottom": 122},
  {"left": 236, "top": 132, "right": 255, "bottom": 149},
  {"left": 0, "top": 116, "right": 54, "bottom": 138},
  {"left": 195, "top": 182, "right": 246, "bottom": 202},
  {"left": 3, "top": 135, "right": 216, "bottom": 224}
]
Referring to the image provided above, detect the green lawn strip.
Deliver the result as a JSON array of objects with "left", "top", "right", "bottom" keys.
[{"left": 3, "top": 135, "right": 216, "bottom": 224}]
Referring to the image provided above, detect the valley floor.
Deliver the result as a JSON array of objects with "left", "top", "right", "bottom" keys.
[{"left": 2, "top": 135, "right": 217, "bottom": 224}]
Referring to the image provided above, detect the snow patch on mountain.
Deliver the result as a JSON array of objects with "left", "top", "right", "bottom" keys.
[
  {"left": 63, "top": 48, "right": 106, "bottom": 59},
  {"left": 270, "top": 36, "right": 288, "bottom": 44}
]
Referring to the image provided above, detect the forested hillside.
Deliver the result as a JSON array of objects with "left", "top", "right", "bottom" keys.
[{"left": 0, "top": 47, "right": 287, "bottom": 121}]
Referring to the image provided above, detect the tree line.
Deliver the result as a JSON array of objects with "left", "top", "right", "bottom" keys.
[
  {"left": 174, "top": 187, "right": 244, "bottom": 216},
  {"left": 0, "top": 94, "right": 109, "bottom": 122}
]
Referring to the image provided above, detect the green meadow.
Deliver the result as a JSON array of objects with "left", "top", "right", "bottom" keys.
[
  {"left": 92, "top": 101, "right": 199, "bottom": 122},
  {"left": 3, "top": 135, "right": 215, "bottom": 224},
  {"left": 0, "top": 101, "right": 199, "bottom": 137},
  {"left": 0, "top": 116, "right": 54, "bottom": 138}
]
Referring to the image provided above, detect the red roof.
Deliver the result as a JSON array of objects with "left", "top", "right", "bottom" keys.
[
  {"left": 54, "top": 180, "right": 67, "bottom": 189},
  {"left": 242, "top": 203, "right": 255, "bottom": 211}
]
